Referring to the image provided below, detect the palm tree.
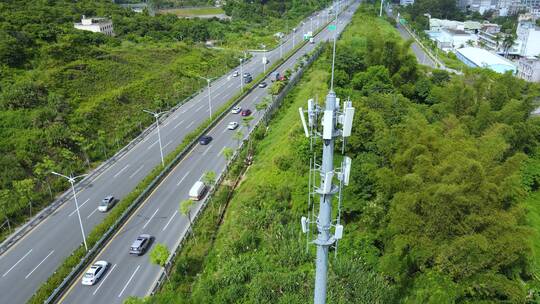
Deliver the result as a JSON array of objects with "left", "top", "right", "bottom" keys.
[
  {"left": 502, "top": 33, "right": 516, "bottom": 58},
  {"left": 493, "top": 33, "right": 502, "bottom": 52}
]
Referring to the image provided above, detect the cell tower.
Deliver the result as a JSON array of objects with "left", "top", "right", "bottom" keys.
[{"left": 298, "top": 1, "right": 355, "bottom": 303}]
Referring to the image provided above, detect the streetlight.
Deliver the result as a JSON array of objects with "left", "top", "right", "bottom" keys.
[
  {"left": 310, "top": 16, "right": 313, "bottom": 32},
  {"left": 51, "top": 172, "right": 88, "bottom": 251},
  {"left": 239, "top": 58, "right": 244, "bottom": 91},
  {"left": 143, "top": 109, "right": 168, "bottom": 167},
  {"left": 379, "top": 0, "right": 384, "bottom": 17},
  {"left": 261, "top": 44, "right": 267, "bottom": 73},
  {"left": 196, "top": 75, "right": 217, "bottom": 119}
]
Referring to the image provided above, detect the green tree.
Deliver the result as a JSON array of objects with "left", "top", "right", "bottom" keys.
[
  {"left": 202, "top": 170, "right": 216, "bottom": 186},
  {"left": 13, "top": 179, "right": 36, "bottom": 216},
  {"left": 150, "top": 243, "right": 170, "bottom": 281},
  {"left": 233, "top": 130, "right": 244, "bottom": 147},
  {"left": 180, "top": 199, "right": 195, "bottom": 237},
  {"left": 222, "top": 147, "right": 234, "bottom": 162}
]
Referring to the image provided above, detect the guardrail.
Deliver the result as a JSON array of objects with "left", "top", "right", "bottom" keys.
[
  {"left": 0, "top": 57, "right": 252, "bottom": 256},
  {"left": 42, "top": 12, "right": 333, "bottom": 303}
]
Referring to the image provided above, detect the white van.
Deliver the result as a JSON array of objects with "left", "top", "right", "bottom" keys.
[{"left": 189, "top": 181, "right": 207, "bottom": 201}]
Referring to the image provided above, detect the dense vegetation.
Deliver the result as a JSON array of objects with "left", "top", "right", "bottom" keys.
[
  {"left": 0, "top": 0, "right": 328, "bottom": 239},
  {"left": 128, "top": 4, "right": 540, "bottom": 303}
]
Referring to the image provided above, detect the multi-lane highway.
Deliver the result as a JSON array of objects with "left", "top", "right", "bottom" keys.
[
  {"left": 58, "top": 2, "right": 359, "bottom": 303},
  {"left": 0, "top": 2, "right": 352, "bottom": 303}
]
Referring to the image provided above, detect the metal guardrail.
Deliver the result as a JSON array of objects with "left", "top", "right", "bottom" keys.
[{"left": 0, "top": 58, "right": 251, "bottom": 256}]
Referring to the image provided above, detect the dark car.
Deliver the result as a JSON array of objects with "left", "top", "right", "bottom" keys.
[
  {"left": 129, "top": 234, "right": 152, "bottom": 256},
  {"left": 258, "top": 82, "right": 267, "bottom": 88},
  {"left": 241, "top": 109, "right": 252, "bottom": 116},
  {"left": 244, "top": 75, "right": 252, "bottom": 84},
  {"left": 199, "top": 135, "right": 213, "bottom": 145}
]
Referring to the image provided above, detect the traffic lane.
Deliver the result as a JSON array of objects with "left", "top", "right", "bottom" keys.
[{"left": 395, "top": 23, "right": 436, "bottom": 68}]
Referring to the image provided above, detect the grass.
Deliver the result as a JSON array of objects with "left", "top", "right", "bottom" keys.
[{"left": 158, "top": 7, "right": 225, "bottom": 17}]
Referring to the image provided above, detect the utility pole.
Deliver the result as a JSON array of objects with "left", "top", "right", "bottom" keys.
[
  {"left": 379, "top": 0, "right": 383, "bottom": 17},
  {"left": 51, "top": 172, "right": 89, "bottom": 251},
  {"left": 143, "top": 109, "right": 168, "bottom": 166}
]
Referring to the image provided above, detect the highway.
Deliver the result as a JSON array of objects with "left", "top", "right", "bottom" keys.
[
  {"left": 0, "top": 2, "right": 350, "bottom": 304},
  {"left": 58, "top": 2, "right": 359, "bottom": 303}
]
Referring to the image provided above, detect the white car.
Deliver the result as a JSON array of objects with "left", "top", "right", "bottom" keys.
[
  {"left": 231, "top": 106, "right": 242, "bottom": 114},
  {"left": 232, "top": 70, "right": 239, "bottom": 77},
  {"left": 98, "top": 196, "right": 115, "bottom": 212},
  {"left": 82, "top": 261, "right": 109, "bottom": 286},
  {"left": 227, "top": 122, "right": 239, "bottom": 130}
]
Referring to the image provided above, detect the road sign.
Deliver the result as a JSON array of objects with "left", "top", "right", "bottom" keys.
[{"left": 328, "top": 24, "right": 337, "bottom": 31}]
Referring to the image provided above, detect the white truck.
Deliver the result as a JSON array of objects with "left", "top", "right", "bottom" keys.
[{"left": 189, "top": 181, "right": 207, "bottom": 201}]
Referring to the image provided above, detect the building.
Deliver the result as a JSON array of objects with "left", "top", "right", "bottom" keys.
[
  {"left": 427, "top": 29, "right": 478, "bottom": 51},
  {"left": 74, "top": 16, "right": 114, "bottom": 36},
  {"left": 516, "top": 14, "right": 540, "bottom": 57},
  {"left": 400, "top": 0, "right": 415, "bottom": 5},
  {"left": 517, "top": 56, "right": 540, "bottom": 81},
  {"left": 456, "top": 47, "right": 517, "bottom": 73}
]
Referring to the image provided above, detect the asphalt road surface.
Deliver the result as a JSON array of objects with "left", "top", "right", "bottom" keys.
[
  {"left": 58, "top": 2, "right": 359, "bottom": 304},
  {"left": 0, "top": 2, "right": 355, "bottom": 303}
]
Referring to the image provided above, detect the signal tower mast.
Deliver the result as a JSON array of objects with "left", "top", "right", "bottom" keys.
[{"left": 298, "top": 1, "right": 355, "bottom": 303}]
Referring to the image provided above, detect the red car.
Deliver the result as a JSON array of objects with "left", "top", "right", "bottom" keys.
[{"left": 241, "top": 109, "right": 252, "bottom": 116}]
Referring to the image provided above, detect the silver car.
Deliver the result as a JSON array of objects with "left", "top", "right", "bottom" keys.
[
  {"left": 231, "top": 106, "right": 242, "bottom": 114},
  {"left": 227, "top": 121, "right": 239, "bottom": 130}
]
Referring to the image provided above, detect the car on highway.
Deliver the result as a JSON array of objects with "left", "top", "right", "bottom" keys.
[
  {"left": 241, "top": 109, "right": 252, "bottom": 116},
  {"left": 199, "top": 135, "right": 212, "bottom": 145},
  {"left": 258, "top": 81, "right": 267, "bottom": 88},
  {"left": 98, "top": 196, "right": 116, "bottom": 212},
  {"left": 129, "top": 234, "right": 152, "bottom": 256},
  {"left": 82, "top": 261, "right": 109, "bottom": 286},
  {"left": 243, "top": 72, "right": 251, "bottom": 78},
  {"left": 244, "top": 75, "right": 253, "bottom": 84},
  {"left": 227, "top": 121, "right": 239, "bottom": 130},
  {"left": 231, "top": 106, "right": 242, "bottom": 114},
  {"left": 189, "top": 181, "right": 207, "bottom": 201},
  {"left": 232, "top": 70, "right": 239, "bottom": 77}
]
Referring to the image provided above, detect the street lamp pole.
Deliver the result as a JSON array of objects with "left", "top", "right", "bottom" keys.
[
  {"left": 51, "top": 172, "right": 88, "bottom": 251},
  {"left": 196, "top": 76, "right": 216, "bottom": 119},
  {"left": 239, "top": 58, "right": 244, "bottom": 91},
  {"left": 262, "top": 44, "right": 267, "bottom": 73},
  {"left": 379, "top": 0, "right": 383, "bottom": 17},
  {"left": 143, "top": 109, "right": 168, "bottom": 167}
]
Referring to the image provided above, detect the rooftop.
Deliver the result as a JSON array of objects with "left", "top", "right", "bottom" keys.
[{"left": 457, "top": 47, "right": 516, "bottom": 73}]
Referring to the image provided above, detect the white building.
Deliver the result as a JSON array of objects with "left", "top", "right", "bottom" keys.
[
  {"left": 74, "top": 16, "right": 114, "bottom": 36},
  {"left": 517, "top": 15, "right": 540, "bottom": 57},
  {"left": 517, "top": 57, "right": 540, "bottom": 82},
  {"left": 427, "top": 29, "right": 478, "bottom": 51},
  {"left": 456, "top": 47, "right": 517, "bottom": 73},
  {"left": 400, "top": 0, "right": 415, "bottom": 6}
]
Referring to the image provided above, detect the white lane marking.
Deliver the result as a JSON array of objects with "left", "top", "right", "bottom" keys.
[
  {"left": 143, "top": 209, "right": 159, "bottom": 229},
  {"left": 202, "top": 144, "right": 212, "bottom": 156},
  {"left": 69, "top": 199, "right": 90, "bottom": 217},
  {"left": 87, "top": 208, "right": 99, "bottom": 219},
  {"left": 187, "top": 121, "right": 195, "bottom": 128},
  {"left": 163, "top": 140, "right": 172, "bottom": 149},
  {"left": 196, "top": 104, "right": 205, "bottom": 112},
  {"left": 25, "top": 250, "right": 54, "bottom": 279},
  {"left": 162, "top": 210, "right": 178, "bottom": 232},
  {"left": 117, "top": 265, "right": 140, "bottom": 298},
  {"left": 129, "top": 164, "right": 145, "bottom": 179},
  {"left": 221, "top": 128, "right": 228, "bottom": 134},
  {"left": 146, "top": 140, "right": 158, "bottom": 150},
  {"left": 113, "top": 164, "right": 130, "bottom": 179},
  {"left": 93, "top": 263, "right": 117, "bottom": 296},
  {"left": 174, "top": 120, "right": 185, "bottom": 129},
  {"left": 177, "top": 171, "right": 191, "bottom": 186},
  {"left": 3, "top": 249, "right": 32, "bottom": 277},
  {"left": 219, "top": 147, "right": 226, "bottom": 155}
]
